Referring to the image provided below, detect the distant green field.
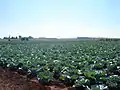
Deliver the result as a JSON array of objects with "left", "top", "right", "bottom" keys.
[{"left": 0, "top": 39, "right": 120, "bottom": 89}]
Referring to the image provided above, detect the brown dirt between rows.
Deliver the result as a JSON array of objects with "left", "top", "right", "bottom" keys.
[{"left": 0, "top": 67, "right": 75, "bottom": 90}]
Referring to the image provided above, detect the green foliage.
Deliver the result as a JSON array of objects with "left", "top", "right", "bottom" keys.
[
  {"left": 106, "top": 76, "right": 120, "bottom": 89},
  {"left": 0, "top": 40, "right": 120, "bottom": 89}
]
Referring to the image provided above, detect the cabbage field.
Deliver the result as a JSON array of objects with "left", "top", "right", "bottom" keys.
[{"left": 0, "top": 40, "right": 120, "bottom": 90}]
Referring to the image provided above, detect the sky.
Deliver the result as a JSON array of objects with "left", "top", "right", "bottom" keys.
[{"left": 0, "top": 0, "right": 120, "bottom": 38}]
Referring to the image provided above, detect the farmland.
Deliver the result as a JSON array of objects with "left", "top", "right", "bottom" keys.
[{"left": 0, "top": 39, "right": 120, "bottom": 90}]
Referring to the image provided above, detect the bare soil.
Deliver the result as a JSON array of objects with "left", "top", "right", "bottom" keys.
[{"left": 0, "top": 67, "right": 72, "bottom": 90}]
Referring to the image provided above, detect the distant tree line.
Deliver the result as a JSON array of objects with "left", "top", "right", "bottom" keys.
[
  {"left": 19, "top": 36, "right": 29, "bottom": 41},
  {"left": 3, "top": 35, "right": 34, "bottom": 41},
  {"left": 3, "top": 37, "right": 18, "bottom": 39},
  {"left": 77, "top": 37, "right": 91, "bottom": 39},
  {"left": 99, "top": 38, "right": 120, "bottom": 41}
]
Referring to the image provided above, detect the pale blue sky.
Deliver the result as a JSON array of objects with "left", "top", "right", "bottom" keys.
[{"left": 0, "top": 0, "right": 120, "bottom": 38}]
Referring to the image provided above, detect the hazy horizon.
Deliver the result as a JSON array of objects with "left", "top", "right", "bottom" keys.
[{"left": 0, "top": 0, "right": 120, "bottom": 38}]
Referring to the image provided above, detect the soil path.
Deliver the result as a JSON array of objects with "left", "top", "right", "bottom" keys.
[{"left": 0, "top": 67, "right": 71, "bottom": 90}]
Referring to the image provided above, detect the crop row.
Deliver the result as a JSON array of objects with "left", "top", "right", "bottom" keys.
[{"left": 0, "top": 40, "right": 120, "bottom": 90}]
